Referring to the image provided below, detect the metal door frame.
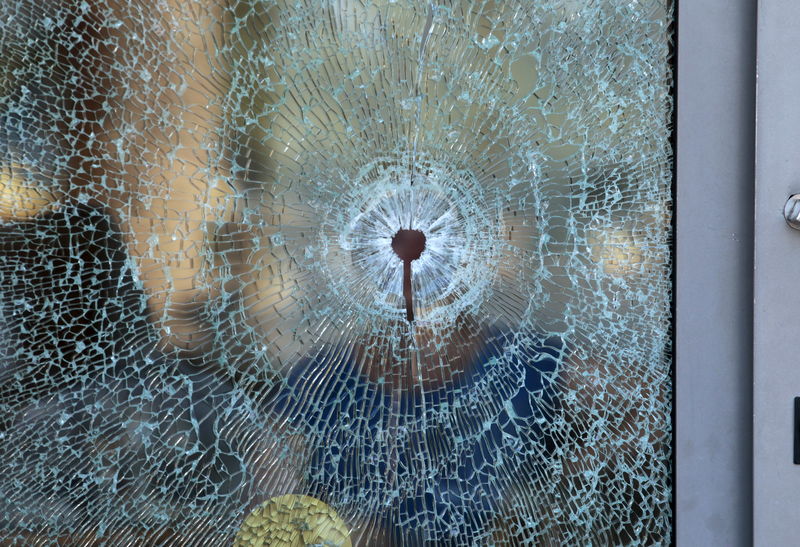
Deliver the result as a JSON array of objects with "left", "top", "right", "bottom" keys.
[{"left": 677, "top": 1, "right": 755, "bottom": 545}]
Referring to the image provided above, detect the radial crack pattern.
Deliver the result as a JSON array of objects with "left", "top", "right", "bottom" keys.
[{"left": 0, "top": 1, "right": 673, "bottom": 545}]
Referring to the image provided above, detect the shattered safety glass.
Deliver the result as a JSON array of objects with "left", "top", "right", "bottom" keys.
[{"left": 0, "top": 0, "right": 673, "bottom": 544}]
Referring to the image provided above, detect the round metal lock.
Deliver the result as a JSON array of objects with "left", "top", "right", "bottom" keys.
[{"left": 785, "top": 194, "right": 800, "bottom": 230}]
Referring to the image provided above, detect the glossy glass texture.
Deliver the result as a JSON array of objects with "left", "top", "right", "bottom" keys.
[{"left": 0, "top": 0, "right": 673, "bottom": 544}]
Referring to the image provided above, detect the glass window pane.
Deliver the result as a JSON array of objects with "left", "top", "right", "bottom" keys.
[{"left": 0, "top": 0, "right": 673, "bottom": 544}]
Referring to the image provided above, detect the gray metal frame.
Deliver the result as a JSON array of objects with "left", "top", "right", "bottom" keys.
[
  {"left": 676, "top": 1, "right": 755, "bottom": 545},
  {"left": 754, "top": 1, "right": 800, "bottom": 544}
]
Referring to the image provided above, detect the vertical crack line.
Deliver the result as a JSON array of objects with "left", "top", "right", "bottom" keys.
[
  {"left": 403, "top": 259, "right": 414, "bottom": 322},
  {"left": 392, "top": 228, "right": 426, "bottom": 323}
]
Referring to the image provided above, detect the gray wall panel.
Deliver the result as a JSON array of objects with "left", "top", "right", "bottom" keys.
[{"left": 754, "top": 1, "right": 800, "bottom": 545}]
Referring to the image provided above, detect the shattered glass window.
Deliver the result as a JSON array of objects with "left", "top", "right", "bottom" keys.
[{"left": 0, "top": 0, "right": 673, "bottom": 544}]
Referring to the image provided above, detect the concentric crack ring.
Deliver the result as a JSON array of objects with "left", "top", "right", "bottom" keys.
[{"left": 316, "top": 156, "right": 501, "bottom": 326}]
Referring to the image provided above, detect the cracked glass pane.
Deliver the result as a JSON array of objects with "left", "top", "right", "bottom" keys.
[{"left": 0, "top": 0, "right": 673, "bottom": 544}]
